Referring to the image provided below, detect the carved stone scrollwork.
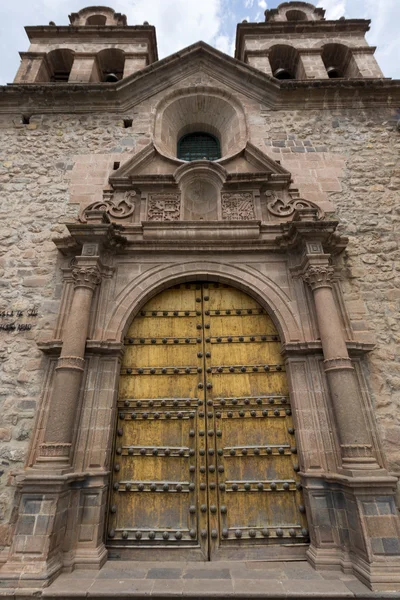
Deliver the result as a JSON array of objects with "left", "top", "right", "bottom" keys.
[
  {"left": 266, "top": 191, "right": 322, "bottom": 219},
  {"left": 221, "top": 192, "right": 255, "bottom": 221},
  {"left": 302, "top": 265, "right": 334, "bottom": 290},
  {"left": 38, "top": 442, "right": 71, "bottom": 457},
  {"left": 79, "top": 191, "right": 136, "bottom": 223},
  {"left": 72, "top": 266, "right": 102, "bottom": 290},
  {"left": 147, "top": 194, "right": 181, "bottom": 221}
]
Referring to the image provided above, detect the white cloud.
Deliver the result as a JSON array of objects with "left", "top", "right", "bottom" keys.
[
  {"left": 258, "top": 0, "right": 267, "bottom": 9},
  {"left": 317, "top": 0, "right": 346, "bottom": 20},
  {"left": 244, "top": 0, "right": 254, "bottom": 7},
  {"left": 215, "top": 34, "right": 235, "bottom": 56}
]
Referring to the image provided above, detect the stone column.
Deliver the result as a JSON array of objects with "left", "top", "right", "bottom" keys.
[
  {"left": 302, "top": 262, "right": 381, "bottom": 474},
  {"left": 36, "top": 258, "right": 101, "bottom": 470}
]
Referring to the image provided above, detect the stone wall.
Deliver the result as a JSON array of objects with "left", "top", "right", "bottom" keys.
[{"left": 0, "top": 89, "right": 399, "bottom": 555}]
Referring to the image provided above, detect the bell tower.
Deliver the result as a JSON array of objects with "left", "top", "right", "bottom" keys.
[
  {"left": 13, "top": 5, "right": 158, "bottom": 84},
  {"left": 235, "top": 1, "right": 383, "bottom": 80}
]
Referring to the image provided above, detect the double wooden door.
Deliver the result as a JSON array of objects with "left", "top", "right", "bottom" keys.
[{"left": 108, "top": 283, "right": 308, "bottom": 560}]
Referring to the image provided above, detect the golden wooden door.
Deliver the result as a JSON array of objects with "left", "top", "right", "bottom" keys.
[{"left": 107, "top": 283, "right": 308, "bottom": 560}]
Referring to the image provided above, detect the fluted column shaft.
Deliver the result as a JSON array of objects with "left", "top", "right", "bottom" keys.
[
  {"left": 303, "top": 263, "right": 380, "bottom": 473},
  {"left": 37, "top": 260, "right": 101, "bottom": 469}
]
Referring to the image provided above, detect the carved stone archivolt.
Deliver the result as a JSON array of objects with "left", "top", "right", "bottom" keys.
[
  {"left": 72, "top": 265, "right": 102, "bottom": 290},
  {"left": 79, "top": 191, "right": 136, "bottom": 223},
  {"left": 221, "top": 192, "right": 255, "bottom": 221},
  {"left": 265, "top": 191, "right": 323, "bottom": 220},
  {"left": 302, "top": 265, "right": 334, "bottom": 290},
  {"left": 147, "top": 194, "right": 181, "bottom": 221}
]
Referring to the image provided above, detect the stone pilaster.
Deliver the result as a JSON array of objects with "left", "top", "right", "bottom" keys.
[
  {"left": 302, "top": 262, "right": 381, "bottom": 474},
  {"left": 36, "top": 260, "right": 101, "bottom": 471}
]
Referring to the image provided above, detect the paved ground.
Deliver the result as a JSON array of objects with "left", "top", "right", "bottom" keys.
[
  {"left": 17, "top": 560, "right": 400, "bottom": 599},
  {"left": 2, "top": 560, "right": 400, "bottom": 599}
]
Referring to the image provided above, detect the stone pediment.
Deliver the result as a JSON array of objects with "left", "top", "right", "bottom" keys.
[
  {"left": 80, "top": 142, "right": 322, "bottom": 226},
  {"left": 109, "top": 141, "right": 292, "bottom": 189}
]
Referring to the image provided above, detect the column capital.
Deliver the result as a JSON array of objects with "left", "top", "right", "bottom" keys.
[
  {"left": 302, "top": 264, "right": 334, "bottom": 290},
  {"left": 72, "top": 265, "right": 102, "bottom": 291}
]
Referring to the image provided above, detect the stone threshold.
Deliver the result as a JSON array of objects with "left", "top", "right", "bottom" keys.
[{"left": 1, "top": 561, "right": 399, "bottom": 599}]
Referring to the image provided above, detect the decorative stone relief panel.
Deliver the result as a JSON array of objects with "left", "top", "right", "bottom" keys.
[
  {"left": 79, "top": 191, "right": 137, "bottom": 223},
  {"left": 147, "top": 193, "right": 181, "bottom": 221},
  {"left": 221, "top": 192, "right": 255, "bottom": 221}
]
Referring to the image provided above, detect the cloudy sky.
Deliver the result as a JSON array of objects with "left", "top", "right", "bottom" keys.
[{"left": 0, "top": 0, "right": 399, "bottom": 85}]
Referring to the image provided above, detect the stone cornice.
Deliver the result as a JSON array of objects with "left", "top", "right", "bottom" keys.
[
  {"left": 275, "top": 219, "right": 348, "bottom": 255},
  {"left": 54, "top": 218, "right": 127, "bottom": 256},
  {"left": 282, "top": 341, "right": 375, "bottom": 357},
  {"left": 1, "top": 43, "right": 398, "bottom": 113},
  {"left": 24, "top": 25, "right": 158, "bottom": 62},
  {"left": 38, "top": 338, "right": 374, "bottom": 358}
]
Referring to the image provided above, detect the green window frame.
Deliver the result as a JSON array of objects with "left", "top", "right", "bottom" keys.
[{"left": 177, "top": 132, "right": 221, "bottom": 161}]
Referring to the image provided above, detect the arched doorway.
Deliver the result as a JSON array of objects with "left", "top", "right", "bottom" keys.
[{"left": 107, "top": 282, "right": 308, "bottom": 560}]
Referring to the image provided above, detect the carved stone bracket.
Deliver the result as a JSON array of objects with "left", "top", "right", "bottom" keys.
[
  {"left": 221, "top": 192, "right": 255, "bottom": 221},
  {"left": 302, "top": 265, "right": 334, "bottom": 290},
  {"left": 79, "top": 191, "right": 136, "bottom": 223},
  {"left": 147, "top": 194, "right": 181, "bottom": 221},
  {"left": 265, "top": 190, "right": 324, "bottom": 220},
  {"left": 72, "top": 265, "right": 102, "bottom": 291}
]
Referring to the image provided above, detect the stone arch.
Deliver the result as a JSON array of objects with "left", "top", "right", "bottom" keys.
[
  {"left": 321, "top": 43, "right": 360, "bottom": 78},
  {"left": 105, "top": 261, "right": 301, "bottom": 344},
  {"left": 286, "top": 9, "right": 307, "bottom": 21},
  {"left": 97, "top": 48, "right": 125, "bottom": 81},
  {"left": 86, "top": 14, "right": 107, "bottom": 25},
  {"left": 44, "top": 49, "right": 75, "bottom": 82},
  {"left": 268, "top": 45, "right": 301, "bottom": 79},
  {"left": 153, "top": 86, "right": 248, "bottom": 162}
]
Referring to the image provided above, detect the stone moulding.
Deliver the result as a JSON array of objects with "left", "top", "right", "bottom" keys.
[{"left": 38, "top": 442, "right": 71, "bottom": 457}]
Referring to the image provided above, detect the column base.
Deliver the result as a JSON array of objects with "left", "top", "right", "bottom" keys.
[
  {"left": 64, "top": 544, "right": 108, "bottom": 572},
  {"left": 0, "top": 555, "right": 62, "bottom": 589},
  {"left": 303, "top": 472, "right": 400, "bottom": 591},
  {"left": 352, "top": 555, "right": 400, "bottom": 592}
]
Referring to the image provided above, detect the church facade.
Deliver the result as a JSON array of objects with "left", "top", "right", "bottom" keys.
[{"left": 0, "top": 1, "right": 400, "bottom": 592}]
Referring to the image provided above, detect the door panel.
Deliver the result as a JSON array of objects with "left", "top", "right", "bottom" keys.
[{"left": 107, "top": 282, "right": 308, "bottom": 560}]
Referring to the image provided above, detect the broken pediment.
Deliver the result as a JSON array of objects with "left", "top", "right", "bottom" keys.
[{"left": 80, "top": 141, "right": 323, "bottom": 225}]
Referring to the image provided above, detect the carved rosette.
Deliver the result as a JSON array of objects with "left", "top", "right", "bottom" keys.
[
  {"left": 72, "top": 266, "right": 102, "bottom": 291},
  {"left": 79, "top": 191, "right": 136, "bottom": 223},
  {"left": 221, "top": 192, "right": 255, "bottom": 221},
  {"left": 147, "top": 194, "right": 181, "bottom": 221},
  {"left": 38, "top": 442, "right": 71, "bottom": 458},
  {"left": 302, "top": 265, "right": 334, "bottom": 290},
  {"left": 56, "top": 356, "right": 85, "bottom": 372}
]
